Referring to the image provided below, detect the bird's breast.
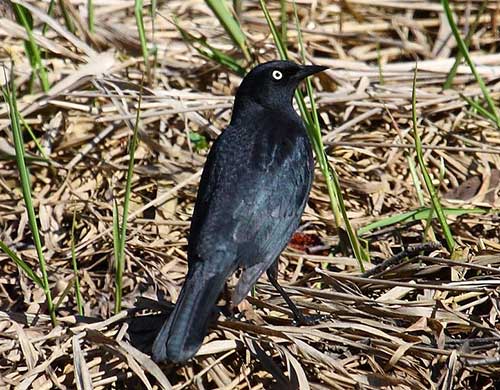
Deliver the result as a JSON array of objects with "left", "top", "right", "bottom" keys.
[{"left": 250, "top": 124, "right": 311, "bottom": 172}]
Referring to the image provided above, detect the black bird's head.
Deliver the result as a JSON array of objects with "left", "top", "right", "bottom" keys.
[{"left": 233, "top": 60, "right": 327, "bottom": 112}]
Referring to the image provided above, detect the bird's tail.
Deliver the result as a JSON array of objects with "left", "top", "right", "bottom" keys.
[{"left": 152, "top": 262, "right": 232, "bottom": 363}]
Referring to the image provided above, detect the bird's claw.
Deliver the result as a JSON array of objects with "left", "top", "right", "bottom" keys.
[{"left": 292, "top": 313, "right": 329, "bottom": 326}]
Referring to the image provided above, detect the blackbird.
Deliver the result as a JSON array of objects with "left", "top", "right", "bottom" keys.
[{"left": 152, "top": 60, "right": 327, "bottom": 363}]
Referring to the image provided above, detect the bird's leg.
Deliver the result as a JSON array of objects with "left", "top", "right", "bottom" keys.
[
  {"left": 218, "top": 284, "right": 234, "bottom": 318},
  {"left": 266, "top": 261, "right": 323, "bottom": 326},
  {"left": 219, "top": 283, "right": 245, "bottom": 321}
]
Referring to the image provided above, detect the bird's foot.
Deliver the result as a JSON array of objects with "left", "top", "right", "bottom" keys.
[{"left": 292, "top": 313, "right": 329, "bottom": 326}]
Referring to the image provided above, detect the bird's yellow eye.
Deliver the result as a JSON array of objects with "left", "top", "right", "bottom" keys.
[{"left": 272, "top": 70, "right": 283, "bottom": 80}]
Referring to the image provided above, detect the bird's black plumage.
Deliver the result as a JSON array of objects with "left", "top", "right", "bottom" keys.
[{"left": 152, "top": 60, "right": 327, "bottom": 363}]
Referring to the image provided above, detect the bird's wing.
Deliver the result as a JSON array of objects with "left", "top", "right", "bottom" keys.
[
  {"left": 186, "top": 131, "right": 240, "bottom": 264},
  {"left": 231, "top": 160, "right": 308, "bottom": 260},
  {"left": 228, "top": 148, "right": 312, "bottom": 301},
  {"left": 188, "top": 122, "right": 312, "bottom": 272}
]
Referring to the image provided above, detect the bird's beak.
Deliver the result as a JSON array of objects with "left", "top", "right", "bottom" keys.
[{"left": 295, "top": 64, "right": 328, "bottom": 80}]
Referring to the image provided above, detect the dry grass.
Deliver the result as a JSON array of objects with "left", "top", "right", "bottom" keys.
[{"left": 0, "top": 0, "right": 500, "bottom": 389}]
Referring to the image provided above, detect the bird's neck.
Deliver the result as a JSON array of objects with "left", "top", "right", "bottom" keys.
[{"left": 230, "top": 96, "right": 298, "bottom": 128}]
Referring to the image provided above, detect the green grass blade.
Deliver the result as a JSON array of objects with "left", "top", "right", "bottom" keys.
[
  {"left": 112, "top": 199, "right": 121, "bottom": 311},
  {"left": 358, "top": 207, "right": 490, "bottom": 236},
  {"left": 12, "top": 3, "right": 49, "bottom": 92},
  {"left": 407, "top": 152, "right": 425, "bottom": 206},
  {"left": 233, "top": 0, "right": 242, "bottom": 15},
  {"left": 0, "top": 241, "right": 43, "bottom": 287},
  {"left": 42, "top": 0, "right": 56, "bottom": 35},
  {"left": 135, "top": 0, "right": 150, "bottom": 80},
  {"left": 70, "top": 208, "right": 84, "bottom": 315},
  {"left": 53, "top": 276, "right": 77, "bottom": 310},
  {"left": 2, "top": 73, "right": 56, "bottom": 325},
  {"left": 441, "top": 0, "right": 500, "bottom": 127},
  {"left": 58, "top": 0, "right": 76, "bottom": 33},
  {"left": 280, "top": 0, "right": 288, "bottom": 44},
  {"left": 411, "top": 67, "right": 455, "bottom": 253},
  {"left": 149, "top": 0, "right": 158, "bottom": 80},
  {"left": 114, "top": 84, "right": 143, "bottom": 314},
  {"left": 19, "top": 116, "right": 49, "bottom": 161},
  {"left": 461, "top": 94, "right": 497, "bottom": 123},
  {"left": 405, "top": 144, "right": 436, "bottom": 240},
  {"left": 205, "top": 0, "right": 251, "bottom": 61},
  {"left": 87, "top": 0, "right": 94, "bottom": 33},
  {"left": 292, "top": 0, "right": 368, "bottom": 266},
  {"left": 390, "top": 106, "right": 433, "bottom": 238},
  {"left": 175, "top": 21, "right": 245, "bottom": 76},
  {"left": 258, "top": 0, "right": 287, "bottom": 59},
  {"left": 443, "top": 0, "right": 488, "bottom": 89},
  {"left": 259, "top": 0, "right": 367, "bottom": 267}
]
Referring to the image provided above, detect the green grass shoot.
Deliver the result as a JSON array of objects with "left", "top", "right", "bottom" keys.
[
  {"left": 175, "top": 20, "right": 245, "bottom": 76},
  {"left": 87, "top": 0, "right": 94, "bottom": 32},
  {"left": 205, "top": 0, "right": 252, "bottom": 62},
  {"left": 12, "top": 3, "right": 50, "bottom": 92},
  {"left": 404, "top": 132, "right": 436, "bottom": 241},
  {"left": 0, "top": 241, "right": 43, "bottom": 287},
  {"left": 113, "top": 84, "right": 143, "bottom": 313},
  {"left": 58, "top": 0, "right": 76, "bottom": 33},
  {"left": 280, "top": 0, "right": 288, "bottom": 45},
  {"left": 71, "top": 208, "right": 84, "bottom": 315},
  {"left": 149, "top": 1, "right": 159, "bottom": 81},
  {"left": 441, "top": 0, "right": 500, "bottom": 127},
  {"left": 19, "top": 116, "right": 50, "bottom": 161},
  {"left": 135, "top": 0, "right": 151, "bottom": 80},
  {"left": 42, "top": 0, "right": 56, "bottom": 35},
  {"left": 411, "top": 67, "right": 456, "bottom": 253},
  {"left": 358, "top": 207, "right": 490, "bottom": 236},
  {"left": 259, "top": 0, "right": 368, "bottom": 268},
  {"left": 292, "top": 1, "right": 368, "bottom": 266},
  {"left": 2, "top": 71, "right": 56, "bottom": 325},
  {"left": 443, "top": 0, "right": 488, "bottom": 89},
  {"left": 461, "top": 94, "right": 498, "bottom": 124}
]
